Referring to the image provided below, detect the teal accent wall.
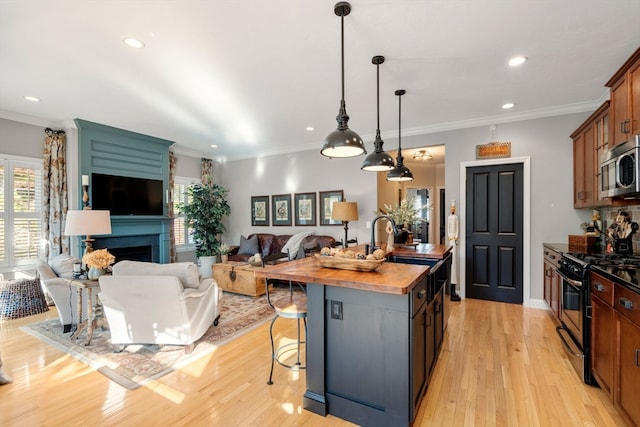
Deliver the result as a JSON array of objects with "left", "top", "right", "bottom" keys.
[{"left": 74, "top": 119, "right": 174, "bottom": 263}]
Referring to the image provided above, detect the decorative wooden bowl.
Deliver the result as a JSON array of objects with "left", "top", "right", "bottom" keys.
[{"left": 314, "top": 254, "right": 385, "bottom": 272}]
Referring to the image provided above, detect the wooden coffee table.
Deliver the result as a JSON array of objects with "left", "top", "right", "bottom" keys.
[
  {"left": 67, "top": 278, "right": 107, "bottom": 346},
  {"left": 212, "top": 261, "right": 267, "bottom": 297}
]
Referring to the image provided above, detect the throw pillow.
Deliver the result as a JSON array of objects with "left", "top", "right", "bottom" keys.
[
  {"left": 238, "top": 235, "right": 259, "bottom": 255},
  {"left": 51, "top": 254, "right": 81, "bottom": 278}
]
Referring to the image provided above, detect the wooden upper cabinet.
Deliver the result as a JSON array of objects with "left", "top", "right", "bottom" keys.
[
  {"left": 571, "top": 101, "right": 611, "bottom": 208},
  {"left": 606, "top": 47, "right": 640, "bottom": 147}
]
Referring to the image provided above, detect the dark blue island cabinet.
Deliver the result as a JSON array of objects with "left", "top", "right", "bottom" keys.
[{"left": 255, "top": 257, "right": 432, "bottom": 427}]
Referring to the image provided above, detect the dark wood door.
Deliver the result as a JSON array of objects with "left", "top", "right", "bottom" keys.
[{"left": 465, "top": 163, "right": 523, "bottom": 304}]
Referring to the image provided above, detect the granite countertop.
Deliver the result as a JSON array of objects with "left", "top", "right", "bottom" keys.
[
  {"left": 543, "top": 242, "right": 569, "bottom": 253},
  {"left": 254, "top": 256, "right": 429, "bottom": 295}
]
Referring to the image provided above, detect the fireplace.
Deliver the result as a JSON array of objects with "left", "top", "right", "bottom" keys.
[{"left": 93, "top": 234, "right": 160, "bottom": 263}]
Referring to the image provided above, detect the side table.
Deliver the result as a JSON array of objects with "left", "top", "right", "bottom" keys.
[{"left": 67, "top": 278, "right": 107, "bottom": 346}]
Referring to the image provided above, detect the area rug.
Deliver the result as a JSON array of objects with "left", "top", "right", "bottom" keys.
[{"left": 21, "top": 288, "right": 288, "bottom": 390}]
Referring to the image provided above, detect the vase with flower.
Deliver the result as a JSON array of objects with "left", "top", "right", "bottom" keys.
[
  {"left": 379, "top": 197, "right": 430, "bottom": 244},
  {"left": 217, "top": 243, "right": 231, "bottom": 264},
  {"left": 82, "top": 249, "right": 115, "bottom": 280}
]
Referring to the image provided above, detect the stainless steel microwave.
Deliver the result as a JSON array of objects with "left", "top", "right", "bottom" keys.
[{"left": 601, "top": 135, "right": 640, "bottom": 198}]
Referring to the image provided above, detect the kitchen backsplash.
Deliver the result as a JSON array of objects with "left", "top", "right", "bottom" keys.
[{"left": 600, "top": 206, "right": 640, "bottom": 254}]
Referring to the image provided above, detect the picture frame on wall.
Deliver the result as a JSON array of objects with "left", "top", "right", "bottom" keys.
[
  {"left": 271, "top": 194, "right": 292, "bottom": 226},
  {"left": 294, "top": 192, "right": 316, "bottom": 226},
  {"left": 319, "top": 190, "right": 344, "bottom": 225},
  {"left": 251, "top": 195, "right": 270, "bottom": 226}
]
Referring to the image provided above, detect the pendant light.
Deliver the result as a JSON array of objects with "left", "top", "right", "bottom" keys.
[
  {"left": 320, "top": 2, "right": 366, "bottom": 159},
  {"left": 361, "top": 55, "right": 395, "bottom": 171},
  {"left": 387, "top": 89, "right": 414, "bottom": 182}
]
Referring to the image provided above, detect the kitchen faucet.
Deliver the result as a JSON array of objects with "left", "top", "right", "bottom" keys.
[{"left": 369, "top": 215, "right": 398, "bottom": 255}]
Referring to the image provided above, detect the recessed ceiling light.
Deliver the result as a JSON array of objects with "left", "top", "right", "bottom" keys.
[
  {"left": 24, "top": 95, "right": 40, "bottom": 102},
  {"left": 123, "top": 38, "right": 145, "bottom": 49},
  {"left": 306, "top": 127, "right": 315, "bottom": 132},
  {"left": 210, "top": 144, "right": 218, "bottom": 148},
  {"left": 502, "top": 103, "right": 515, "bottom": 109},
  {"left": 508, "top": 56, "right": 527, "bottom": 67}
]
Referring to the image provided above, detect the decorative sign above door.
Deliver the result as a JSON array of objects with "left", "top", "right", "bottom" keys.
[{"left": 476, "top": 142, "right": 511, "bottom": 159}]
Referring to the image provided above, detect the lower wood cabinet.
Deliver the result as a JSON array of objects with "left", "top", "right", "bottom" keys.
[
  {"left": 591, "top": 291, "right": 615, "bottom": 397},
  {"left": 590, "top": 271, "right": 640, "bottom": 427},
  {"left": 617, "top": 313, "right": 640, "bottom": 426},
  {"left": 543, "top": 246, "right": 561, "bottom": 323}
]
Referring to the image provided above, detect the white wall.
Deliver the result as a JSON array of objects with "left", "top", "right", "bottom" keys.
[{"left": 218, "top": 150, "right": 378, "bottom": 249}]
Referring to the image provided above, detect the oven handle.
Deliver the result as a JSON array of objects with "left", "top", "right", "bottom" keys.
[
  {"left": 555, "top": 269, "right": 583, "bottom": 289},
  {"left": 556, "top": 326, "right": 583, "bottom": 358}
]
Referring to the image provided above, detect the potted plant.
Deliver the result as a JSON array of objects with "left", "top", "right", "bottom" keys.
[
  {"left": 178, "top": 183, "right": 231, "bottom": 277},
  {"left": 379, "top": 197, "right": 430, "bottom": 244}
]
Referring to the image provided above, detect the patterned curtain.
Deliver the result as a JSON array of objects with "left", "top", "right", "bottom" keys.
[
  {"left": 43, "top": 128, "right": 68, "bottom": 259},
  {"left": 169, "top": 151, "right": 177, "bottom": 263},
  {"left": 201, "top": 158, "right": 213, "bottom": 186}
]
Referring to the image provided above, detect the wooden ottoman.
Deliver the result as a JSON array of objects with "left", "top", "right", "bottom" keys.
[{"left": 212, "top": 261, "right": 267, "bottom": 297}]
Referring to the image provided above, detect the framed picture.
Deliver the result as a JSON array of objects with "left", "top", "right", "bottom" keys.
[
  {"left": 251, "top": 195, "right": 270, "bottom": 226},
  {"left": 319, "top": 190, "right": 344, "bottom": 225},
  {"left": 294, "top": 192, "right": 316, "bottom": 226},
  {"left": 271, "top": 194, "right": 292, "bottom": 226}
]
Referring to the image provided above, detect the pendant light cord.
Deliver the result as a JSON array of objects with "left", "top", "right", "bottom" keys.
[
  {"left": 397, "top": 92, "right": 402, "bottom": 155},
  {"left": 341, "top": 14, "right": 345, "bottom": 102},
  {"left": 376, "top": 62, "right": 380, "bottom": 132}
]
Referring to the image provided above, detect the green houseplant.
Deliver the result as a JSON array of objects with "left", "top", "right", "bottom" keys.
[
  {"left": 178, "top": 183, "right": 231, "bottom": 274},
  {"left": 379, "top": 196, "right": 430, "bottom": 243}
]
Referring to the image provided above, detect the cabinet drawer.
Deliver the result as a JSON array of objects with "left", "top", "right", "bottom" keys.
[
  {"left": 411, "top": 276, "right": 428, "bottom": 316},
  {"left": 543, "top": 248, "right": 561, "bottom": 267},
  {"left": 591, "top": 272, "right": 614, "bottom": 306},
  {"left": 614, "top": 284, "right": 640, "bottom": 326}
]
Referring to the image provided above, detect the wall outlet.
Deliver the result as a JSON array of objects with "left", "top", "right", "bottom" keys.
[
  {"left": 331, "top": 300, "right": 343, "bottom": 320},
  {"left": 366, "top": 221, "right": 371, "bottom": 229}
]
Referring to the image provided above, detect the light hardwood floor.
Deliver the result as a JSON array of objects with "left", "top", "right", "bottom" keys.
[{"left": 0, "top": 298, "right": 627, "bottom": 426}]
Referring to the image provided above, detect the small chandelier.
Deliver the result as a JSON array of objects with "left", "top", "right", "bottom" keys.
[
  {"left": 362, "top": 55, "right": 395, "bottom": 171},
  {"left": 387, "top": 90, "right": 414, "bottom": 182},
  {"left": 413, "top": 150, "right": 432, "bottom": 160},
  {"left": 320, "top": 2, "right": 366, "bottom": 159}
]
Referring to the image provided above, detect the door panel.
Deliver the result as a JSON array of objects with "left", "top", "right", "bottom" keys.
[{"left": 466, "top": 163, "right": 523, "bottom": 304}]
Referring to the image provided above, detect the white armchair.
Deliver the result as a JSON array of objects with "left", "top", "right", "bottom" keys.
[
  {"left": 37, "top": 255, "right": 85, "bottom": 333},
  {"left": 98, "top": 261, "right": 221, "bottom": 353}
]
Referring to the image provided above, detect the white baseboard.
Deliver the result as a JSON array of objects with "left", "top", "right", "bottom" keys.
[{"left": 527, "top": 298, "right": 549, "bottom": 310}]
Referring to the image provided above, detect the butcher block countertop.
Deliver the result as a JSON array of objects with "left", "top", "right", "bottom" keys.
[
  {"left": 253, "top": 255, "right": 429, "bottom": 295},
  {"left": 390, "top": 243, "right": 453, "bottom": 259}
]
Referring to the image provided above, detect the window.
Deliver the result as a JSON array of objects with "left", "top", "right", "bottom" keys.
[
  {"left": 0, "top": 156, "right": 43, "bottom": 268},
  {"left": 172, "top": 177, "right": 199, "bottom": 251}
]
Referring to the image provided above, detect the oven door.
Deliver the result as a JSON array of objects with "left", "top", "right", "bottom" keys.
[{"left": 556, "top": 269, "right": 584, "bottom": 348}]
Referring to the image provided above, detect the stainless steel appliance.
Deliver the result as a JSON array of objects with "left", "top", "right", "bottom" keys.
[
  {"left": 556, "top": 252, "right": 640, "bottom": 385},
  {"left": 601, "top": 135, "right": 640, "bottom": 198},
  {"left": 556, "top": 252, "right": 594, "bottom": 385}
]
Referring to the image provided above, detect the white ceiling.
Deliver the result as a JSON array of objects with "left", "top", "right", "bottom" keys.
[{"left": 1, "top": 0, "right": 639, "bottom": 162}]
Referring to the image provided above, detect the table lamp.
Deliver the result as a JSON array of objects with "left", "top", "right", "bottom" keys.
[
  {"left": 331, "top": 201, "right": 359, "bottom": 248},
  {"left": 65, "top": 210, "right": 112, "bottom": 254}
]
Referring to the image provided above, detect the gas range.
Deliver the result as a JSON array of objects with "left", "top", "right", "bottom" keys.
[
  {"left": 556, "top": 250, "right": 640, "bottom": 386},
  {"left": 563, "top": 252, "right": 640, "bottom": 268}
]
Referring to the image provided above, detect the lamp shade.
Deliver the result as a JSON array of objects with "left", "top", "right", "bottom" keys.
[
  {"left": 331, "top": 201, "right": 359, "bottom": 222},
  {"left": 64, "top": 210, "right": 112, "bottom": 236}
]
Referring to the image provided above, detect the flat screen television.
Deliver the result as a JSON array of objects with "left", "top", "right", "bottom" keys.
[{"left": 91, "top": 173, "right": 163, "bottom": 215}]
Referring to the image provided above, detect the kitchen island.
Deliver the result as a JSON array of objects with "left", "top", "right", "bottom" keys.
[{"left": 255, "top": 256, "right": 433, "bottom": 427}]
